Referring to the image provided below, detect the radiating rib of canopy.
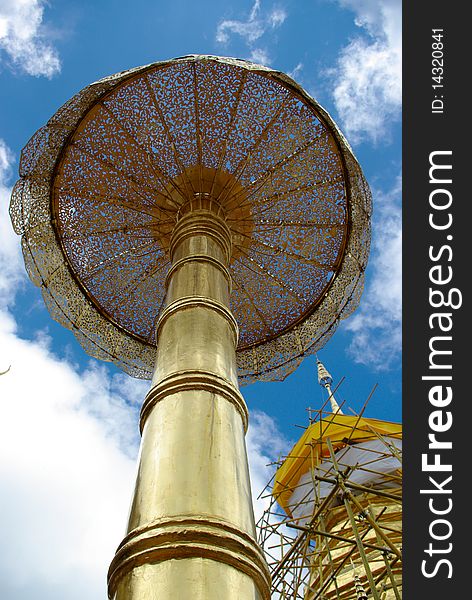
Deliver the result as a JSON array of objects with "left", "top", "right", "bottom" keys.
[{"left": 10, "top": 55, "right": 371, "bottom": 383}]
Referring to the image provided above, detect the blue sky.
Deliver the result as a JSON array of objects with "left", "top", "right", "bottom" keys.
[{"left": 0, "top": 1, "right": 401, "bottom": 598}]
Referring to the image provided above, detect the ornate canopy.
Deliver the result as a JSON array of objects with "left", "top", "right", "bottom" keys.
[{"left": 10, "top": 55, "right": 371, "bottom": 384}]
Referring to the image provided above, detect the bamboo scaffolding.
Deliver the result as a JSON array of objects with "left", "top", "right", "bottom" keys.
[{"left": 256, "top": 376, "right": 402, "bottom": 600}]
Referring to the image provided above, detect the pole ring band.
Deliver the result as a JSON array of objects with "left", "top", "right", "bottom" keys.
[
  {"left": 107, "top": 516, "right": 271, "bottom": 600},
  {"left": 169, "top": 211, "right": 232, "bottom": 264},
  {"left": 164, "top": 254, "right": 232, "bottom": 291},
  {"left": 156, "top": 296, "right": 239, "bottom": 345},
  {"left": 140, "top": 369, "right": 248, "bottom": 433}
]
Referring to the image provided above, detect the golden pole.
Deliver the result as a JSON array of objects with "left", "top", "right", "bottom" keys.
[{"left": 107, "top": 196, "right": 271, "bottom": 599}]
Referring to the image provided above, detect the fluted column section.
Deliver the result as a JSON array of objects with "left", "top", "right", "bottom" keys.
[{"left": 108, "top": 199, "right": 270, "bottom": 600}]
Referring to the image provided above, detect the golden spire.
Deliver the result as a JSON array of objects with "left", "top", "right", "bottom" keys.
[{"left": 316, "top": 358, "right": 343, "bottom": 414}]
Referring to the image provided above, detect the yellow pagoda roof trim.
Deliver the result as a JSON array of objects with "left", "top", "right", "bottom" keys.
[{"left": 272, "top": 414, "right": 402, "bottom": 511}]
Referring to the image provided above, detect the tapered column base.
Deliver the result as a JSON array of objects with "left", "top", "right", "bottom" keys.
[{"left": 108, "top": 516, "right": 271, "bottom": 600}]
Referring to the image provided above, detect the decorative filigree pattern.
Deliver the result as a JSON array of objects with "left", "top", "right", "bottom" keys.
[{"left": 10, "top": 55, "right": 371, "bottom": 385}]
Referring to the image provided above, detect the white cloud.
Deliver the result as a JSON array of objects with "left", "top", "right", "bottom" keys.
[
  {"left": 248, "top": 415, "right": 296, "bottom": 593},
  {"left": 249, "top": 46, "right": 271, "bottom": 66},
  {"left": 268, "top": 8, "right": 286, "bottom": 28},
  {"left": 0, "top": 139, "right": 25, "bottom": 307},
  {"left": 216, "top": 0, "right": 264, "bottom": 44},
  {"left": 216, "top": 0, "right": 287, "bottom": 65},
  {"left": 344, "top": 175, "right": 402, "bottom": 368},
  {"left": 331, "top": 0, "right": 401, "bottom": 144},
  {"left": 0, "top": 337, "right": 140, "bottom": 599},
  {"left": 0, "top": 324, "right": 285, "bottom": 598},
  {"left": 247, "top": 411, "right": 291, "bottom": 522},
  {"left": 0, "top": 138, "right": 286, "bottom": 597},
  {"left": 0, "top": 142, "right": 139, "bottom": 595},
  {"left": 288, "top": 61, "right": 303, "bottom": 80},
  {"left": 0, "top": 0, "right": 61, "bottom": 78}
]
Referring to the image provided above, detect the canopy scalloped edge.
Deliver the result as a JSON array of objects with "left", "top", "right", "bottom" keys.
[{"left": 9, "top": 55, "right": 371, "bottom": 385}]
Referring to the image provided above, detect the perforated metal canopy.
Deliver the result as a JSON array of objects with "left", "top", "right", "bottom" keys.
[{"left": 10, "top": 55, "right": 371, "bottom": 384}]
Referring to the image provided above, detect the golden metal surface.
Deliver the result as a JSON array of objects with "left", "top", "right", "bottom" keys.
[
  {"left": 10, "top": 56, "right": 373, "bottom": 598},
  {"left": 108, "top": 202, "right": 270, "bottom": 599},
  {"left": 112, "top": 559, "right": 264, "bottom": 600},
  {"left": 10, "top": 55, "right": 371, "bottom": 385},
  {"left": 108, "top": 516, "right": 270, "bottom": 599}
]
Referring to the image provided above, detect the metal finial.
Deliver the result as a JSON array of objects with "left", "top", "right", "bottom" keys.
[
  {"left": 317, "top": 358, "right": 333, "bottom": 387},
  {"left": 316, "top": 358, "right": 342, "bottom": 414}
]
